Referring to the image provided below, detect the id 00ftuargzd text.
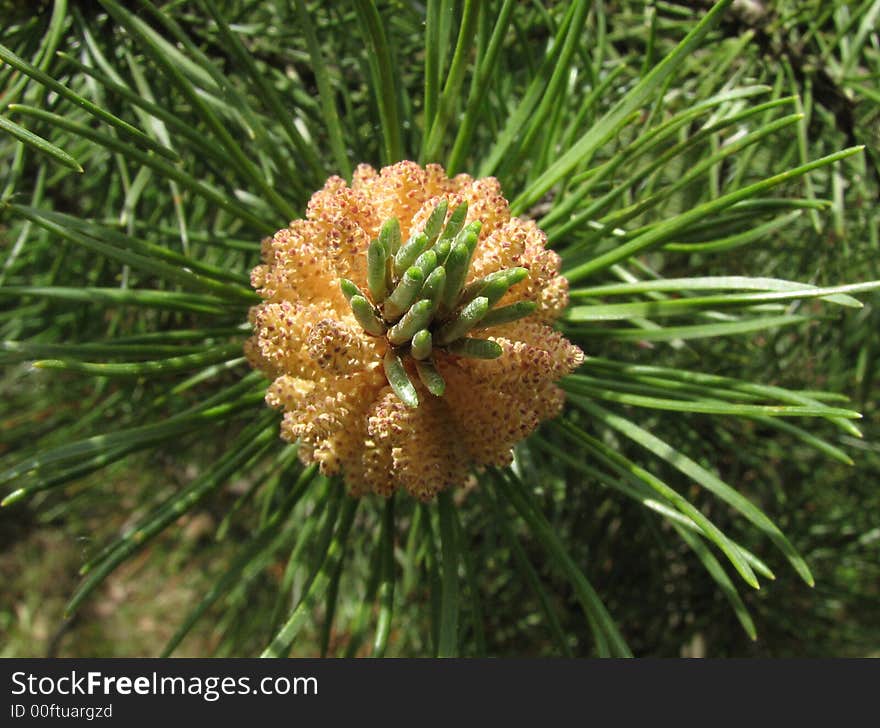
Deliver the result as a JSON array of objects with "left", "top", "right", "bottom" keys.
[{"left": 10, "top": 703, "right": 113, "bottom": 720}]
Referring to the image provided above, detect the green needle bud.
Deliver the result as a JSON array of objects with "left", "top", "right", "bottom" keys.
[
  {"left": 339, "top": 278, "right": 364, "bottom": 302},
  {"left": 367, "top": 238, "right": 389, "bottom": 302},
  {"left": 421, "top": 266, "right": 447, "bottom": 309},
  {"left": 432, "top": 239, "right": 451, "bottom": 266},
  {"left": 446, "top": 337, "right": 503, "bottom": 359},
  {"left": 478, "top": 300, "right": 537, "bottom": 328},
  {"left": 436, "top": 296, "right": 489, "bottom": 345},
  {"left": 422, "top": 200, "right": 449, "bottom": 244},
  {"left": 380, "top": 217, "right": 402, "bottom": 256},
  {"left": 384, "top": 266, "right": 425, "bottom": 320},
  {"left": 412, "top": 249, "right": 438, "bottom": 278},
  {"left": 410, "top": 329, "right": 432, "bottom": 360},
  {"left": 384, "top": 350, "right": 419, "bottom": 408},
  {"left": 439, "top": 239, "right": 473, "bottom": 313},
  {"left": 415, "top": 358, "right": 445, "bottom": 397},
  {"left": 387, "top": 300, "right": 434, "bottom": 345},
  {"left": 349, "top": 295, "right": 386, "bottom": 336},
  {"left": 459, "top": 219, "right": 482, "bottom": 243},
  {"left": 450, "top": 221, "right": 481, "bottom": 257},
  {"left": 481, "top": 267, "right": 528, "bottom": 305},
  {"left": 439, "top": 201, "right": 468, "bottom": 244},
  {"left": 394, "top": 232, "right": 429, "bottom": 277},
  {"left": 460, "top": 266, "right": 529, "bottom": 305}
]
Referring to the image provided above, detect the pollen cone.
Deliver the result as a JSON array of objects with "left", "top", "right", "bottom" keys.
[{"left": 247, "top": 161, "right": 582, "bottom": 499}]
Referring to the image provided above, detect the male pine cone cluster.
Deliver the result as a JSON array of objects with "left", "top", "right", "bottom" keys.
[{"left": 246, "top": 161, "right": 583, "bottom": 499}]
